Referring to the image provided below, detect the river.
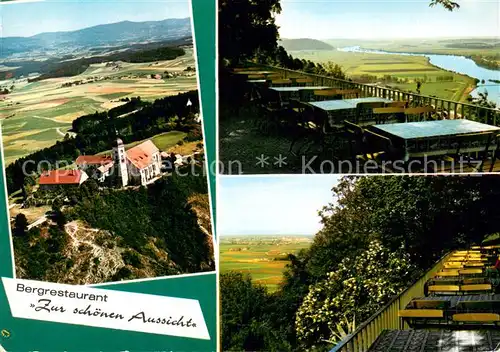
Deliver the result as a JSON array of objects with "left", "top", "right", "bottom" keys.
[{"left": 338, "top": 46, "right": 500, "bottom": 106}]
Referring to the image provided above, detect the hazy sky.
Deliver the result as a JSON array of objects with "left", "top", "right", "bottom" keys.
[
  {"left": 219, "top": 176, "right": 341, "bottom": 236},
  {"left": 276, "top": 0, "right": 499, "bottom": 39},
  {"left": 0, "top": 0, "right": 190, "bottom": 37}
]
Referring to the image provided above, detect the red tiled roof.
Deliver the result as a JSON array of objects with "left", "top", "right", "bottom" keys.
[
  {"left": 76, "top": 155, "right": 112, "bottom": 166},
  {"left": 126, "top": 140, "right": 159, "bottom": 170},
  {"left": 39, "top": 170, "right": 83, "bottom": 185}
]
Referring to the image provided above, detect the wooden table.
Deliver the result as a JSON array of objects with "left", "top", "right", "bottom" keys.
[
  {"left": 308, "top": 97, "right": 392, "bottom": 127},
  {"left": 371, "top": 119, "right": 500, "bottom": 161}
]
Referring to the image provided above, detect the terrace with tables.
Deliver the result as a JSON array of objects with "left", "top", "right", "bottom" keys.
[
  {"left": 331, "top": 246, "right": 500, "bottom": 352},
  {"left": 221, "top": 65, "right": 500, "bottom": 174}
]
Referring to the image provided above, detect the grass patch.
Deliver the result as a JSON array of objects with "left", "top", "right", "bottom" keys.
[{"left": 99, "top": 92, "right": 131, "bottom": 100}]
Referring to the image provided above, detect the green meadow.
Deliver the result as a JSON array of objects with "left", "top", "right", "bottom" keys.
[
  {"left": 97, "top": 131, "right": 188, "bottom": 156},
  {"left": 220, "top": 236, "right": 313, "bottom": 292}
]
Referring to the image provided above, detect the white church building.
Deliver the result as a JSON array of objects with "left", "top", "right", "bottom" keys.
[
  {"left": 76, "top": 138, "right": 162, "bottom": 187},
  {"left": 113, "top": 138, "right": 162, "bottom": 187}
]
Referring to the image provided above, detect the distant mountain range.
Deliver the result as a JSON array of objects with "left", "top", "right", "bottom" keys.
[
  {"left": 0, "top": 18, "right": 192, "bottom": 57},
  {"left": 279, "top": 38, "right": 334, "bottom": 51}
]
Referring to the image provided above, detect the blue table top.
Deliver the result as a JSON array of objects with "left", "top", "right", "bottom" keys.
[
  {"left": 372, "top": 119, "right": 500, "bottom": 140},
  {"left": 269, "top": 86, "right": 330, "bottom": 92},
  {"left": 309, "top": 97, "right": 392, "bottom": 111}
]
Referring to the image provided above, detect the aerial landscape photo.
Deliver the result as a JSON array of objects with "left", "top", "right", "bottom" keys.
[
  {"left": 219, "top": 0, "right": 500, "bottom": 174},
  {"left": 1, "top": 0, "right": 214, "bottom": 284},
  {"left": 220, "top": 175, "right": 500, "bottom": 351}
]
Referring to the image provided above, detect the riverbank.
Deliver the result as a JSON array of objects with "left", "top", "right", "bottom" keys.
[
  {"left": 290, "top": 49, "right": 477, "bottom": 102},
  {"left": 361, "top": 46, "right": 499, "bottom": 71},
  {"left": 338, "top": 46, "right": 500, "bottom": 105}
]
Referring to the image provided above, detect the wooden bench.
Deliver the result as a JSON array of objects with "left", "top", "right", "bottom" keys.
[
  {"left": 399, "top": 309, "right": 444, "bottom": 318},
  {"left": 428, "top": 285, "right": 460, "bottom": 294},
  {"left": 459, "top": 268, "right": 483, "bottom": 275},
  {"left": 453, "top": 313, "right": 500, "bottom": 322},
  {"left": 460, "top": 284, "right": 492, "bottom": 292},
  {"left": 435, "top": 270, "right": 460, "bottom": 277}
]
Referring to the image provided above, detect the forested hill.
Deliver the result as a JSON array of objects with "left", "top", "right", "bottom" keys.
[
  {"left": 0, "top": 18, "right": 192, "bottom": 57},
  {"left": 26, "top": 45, "right": 187, "bottom": 82},
  {"left": 279, "top": 38, "right": 334, "bottom": 51},
  {"left": 6, "top": 90, "right": 201, "bottom": 193}
]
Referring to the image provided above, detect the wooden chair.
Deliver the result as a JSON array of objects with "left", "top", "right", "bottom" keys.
[
  {"left": 265, "top": 74, "right": 284, "bottom": 81},
  {"left": 385, "top": 101, "right": 408, "bottom": 108},
  {"left": 294, "top": 78, "right": 314, "bottom": 87},
  {"left": 248, "top": 74, "right": 266, "bottom": 80},
  {"left": 428, "top": 285, "right": 460, "bottom": 295},
  {"left": 488, "top": 133, "right": 500, "bottom": 172},
  {"left": 404, "top": 106, "right": 436, "bottom": 122},
  {"left": 464, "top": 262, "right": 485, "bottom": 267},
  {"left": 287, "top": 100, "right": 318, "bottom": 155},
  {"left": 462, "top": 277, "right": 487, "bottom": 285},
  {"left": 372, "top": 107, "right": 405, "bottom": 124},
  {"left": 356, "top": 102, "right": 386, "bottom": 124},
  {"left": 363, "top": 129, "right": 396, "bottom": 162},
  {"left": 338, "top": 89, "right": 361, "bottom": 99},
  {"left": 456, "top": 300, "right": 500, "bottom": 312},
  {"left": 410, "top": 300, "right": 449, "bottom": 310},
  {"left": 344, "top": 120, "right": 365, "bottom": 160},
  {"left": 313, "top": 89, "right": 342, "bottom": 101},
  {"left": 450, "top": 132, "right": 494, "bottom": 172},
  {"left": 269, "top": 79, "right": 292, "bottom": 87}
]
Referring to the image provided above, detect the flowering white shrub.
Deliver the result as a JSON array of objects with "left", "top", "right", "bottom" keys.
[{"left": 295, "top": 240, "right": 416, "bottom": 348}]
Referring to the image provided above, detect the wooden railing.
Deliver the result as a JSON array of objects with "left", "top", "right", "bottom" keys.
[
  {"left": 329, "top": 252, "right": 453, "bottom": 352},
  {"left": 257, "top": 65, "right": 499, "bottom": 126}
]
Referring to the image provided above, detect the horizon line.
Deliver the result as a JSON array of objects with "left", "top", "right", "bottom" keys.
[
  {"left": 280, "top": 35, "right": 500, "bottom": 41},
  {"left": 1, "top": 17, "right": 191, "bottom": 40}
]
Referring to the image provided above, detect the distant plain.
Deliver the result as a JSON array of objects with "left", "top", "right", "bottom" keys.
[{"left": 220, "top": 235, "right": 313, "bottom": 292}]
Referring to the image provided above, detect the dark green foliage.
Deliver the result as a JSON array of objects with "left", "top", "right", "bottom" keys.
[
  {"left": 13, "top": 225, "right": 69, "bottom": 280},
  {"left": 122, "top": 250, "right": 143, "bottom": 269},
  {"left": 13, "top": 213, "right": 28, "bottom": 237},
  {"left": 219, "top": 0, "right": 282, "bottom": 64},
  {"left": 6, "top": 91, "right": 200, "bottom": 193},
  {"left": 67, "top": 166, "right": 212, "bottom": 273},
  {"left": 221, "top": 272, "right": 292, "bottom": 352},
  {"left": 112, "top": 267, "right": 134, "bottom": 281},
  {"left": 27, "top": 46, "right": 185, "bottom": 82}
]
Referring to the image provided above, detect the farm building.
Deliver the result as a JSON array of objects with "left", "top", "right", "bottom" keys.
[
  {"left": 39, "top": 170, "right": 89, "bottom": 190},
  {"left": 76, "top": 155, "right": 113, "bottom": 182},
  {"left": 76, "top": 138, "right": 162, "bottom": 187}
]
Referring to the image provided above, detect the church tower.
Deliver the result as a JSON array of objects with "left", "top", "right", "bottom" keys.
[{"left": 113, "top": 138, "right": 128, "bottom": 187}]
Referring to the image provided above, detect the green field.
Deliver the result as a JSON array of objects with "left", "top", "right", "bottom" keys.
[
  {"left": 291, "top": 49, "right": 476, "bottom": 101},
  {"left": 97, "top": 131, "right": 188, "bottom": 156},
  {"left": 220, "top": 236, "right": 313, "bottom": 292}
]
